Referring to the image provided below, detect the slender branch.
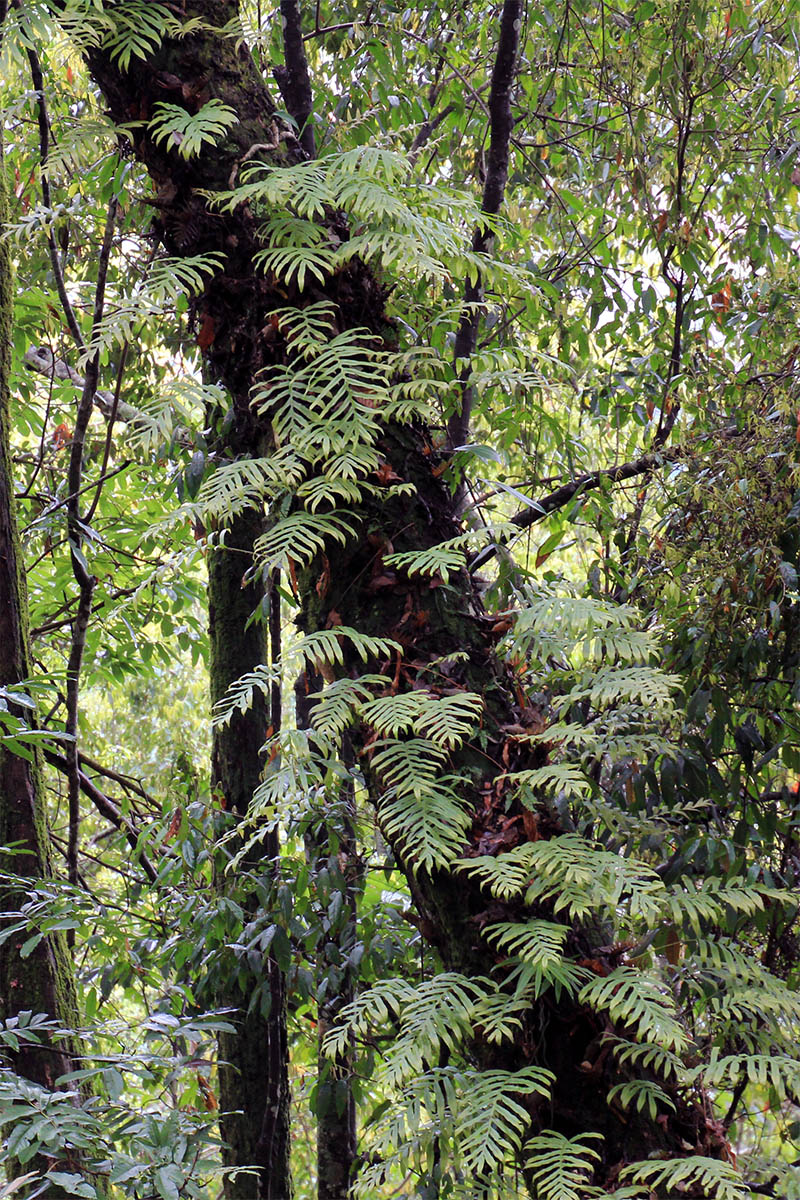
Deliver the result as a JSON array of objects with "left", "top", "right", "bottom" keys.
[
  {"left": 64, "top": 197, "right": 117, "bottom": 892},
  {"left": 470, "top": 445, "right": 683, "bottom": 571},
  {"left": 20, "top": 28, "right": 85, "bottom": 351},
  {"left": 448, "top": 0, "right": 521, "bottom": 456},
  {"left": 23, "top": 345, "right": 129, "bottom": 417},
  {"left": 84, "top": 341, "right": 129, "bottom": 525},
  {"left": 274, "top": 0, "right": 316, "bottom": 157},
  {"left": 43, "top": 748, "right": 158, "bottom": 884},
  {"left": 75, "top": 750, "right": 157, "bottom": 809},
  {"left": 22, "top": 462, "right": 131, "bottom": 531},
  {"left": 408, "top": 103, "right": 457, "bottom": 166}
]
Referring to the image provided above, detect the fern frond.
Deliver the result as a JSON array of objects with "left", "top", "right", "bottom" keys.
[
  {"left": 307, "top": 676, "right": 389, "bottom": 741},
  {"left": 687, "top": 1051, "right": 800, "bottom": 1100},
  {"left": 361, "top": 691, "right": 481, "bottom": 748},
  {"left": 297, "top": 627, "right": 399, "bottom": 673},
  {"left": 254, "top": 511, "right": 357, "bottom": 572},
  {"left": 456, "top": 1067, "right": 553, "bottom": 1175},
  {"left": 579, "top": 968, "right": 688, "bottom": 1052},
  {"left": 483, "top": 920, "right": 568, "bottom": 969},
  {"left": 197, "top": 455, "right": 301, "bottom": 522},
  {"left": 607, "top": 1078, "right": 676, "bottom": 1119},
  {"left": 212, "top": 665, "right": 278, "bottom": 727},
  {"left": 562, "top": 666, "right": 679, "bottom": 712},
  {"left": 524, "top": 1132, "right": 602, "bottom": 1200},
  {"left": 100, "top": 1, "right": 171, "bottom": 69},
  {"left": 148, "top": 100, "right": 238, "bottom": 159},
  {"left": 379, "top": 777, "right": 473, "bottom": 871},
  {"left": 622, "top": 1156, "right": 750, "bottom": 1200},
  {"left": 385, "top": 535, "right": 471, "bottom": 583}
]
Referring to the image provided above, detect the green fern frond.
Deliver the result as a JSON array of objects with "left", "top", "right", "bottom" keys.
[
  {"left": 307, "top": 676, "right": 390, "bottom": 740},
  {"left": 687, "top": 1051, "right": 800, "bottom": 1100},
  {"left": 296, "top": 627, "right": 400, "bottom": 672},
  {"left": 524, "top": 1132, "right": 602, "bottom": 1200},
  {"left": 87, "top": 253, "right": 224, "bottom": 355},
  {"left": 254, "top": 241, "right": 335, "bottom": 290},
  {"left": 254, "top": 511, "right": 357, "bottom": 572},
  {"left": 456, "top": 1067, "right": 553, "bottom": 1175},
  {"left": 361, "top": 691, "right": 481, "bottom": 748},
  {"left": 379, "top": 777, "right": 473, "bottom": 871},
  {"left": 212, "top": 160, "right": 333, "bottom": 218},
  {"left": 579, "top": 968, "right": 688, "bottom": 1052},
  {"left": 148, "top": 100, "right": 238, "bottom": 159},
  {"left": 385, "top": 535, "right": 471, "bottom": 583},
  {"left": 506, "top": 763, "right": 593, "bottom": 801},
  {"left": 197, "top": 455, "right": 301, "bottom": 522},
  {"left": 621, "top": 1156, "right": 749, "bottom": 1200},
  {"left": 100, "top": 1, "right": 171, "bottom": 69},
  {"left": 610, "top": 1037, "right": 683, "bottom": 1079},
  {"left": 661, "top": 882, "right": 797, "bottom": 934},
  {"left": 483, "top": 920, "right": 569, "bottom": 969},
  {"left": 296, "top": 475, "right": 364, "bottom": 511},
  {"left": 562, "top": 665, "right": 679, "bottom": 712},
  {"left": 607, "top": 1078, "right": 676, "bottom": 1119},
  {"left": 212, "top": 665, "right": 278, "bottom": 727}
]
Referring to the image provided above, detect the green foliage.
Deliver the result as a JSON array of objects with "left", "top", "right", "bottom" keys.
[
  {"left": 2, "top": 0, "right": 800, "bottom": 1194},
  {"left": 148, "top": 101, "right": 238, "bottom": 160}
]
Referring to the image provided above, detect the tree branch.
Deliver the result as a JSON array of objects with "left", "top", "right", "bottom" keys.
[
  {"left": 470, "top": 446, "right": 683, "bottom": 571},
  {"left": 20, "top": 28, "right": 85, "bottom": 352},
  {"left": 64, "top": 197, "right": 116, "bottom": 892},
  {"left": 273, "top": 0, "right": 316, "bottom": 157},
  {"left": 448, "top": 0, "right": 521, "bottom": 456},
  {"left": 23, "top": 345, "right": 143, "bottom": 424},
  {"left": 43, "top": 748, "right": 157, "bottom": 884}
]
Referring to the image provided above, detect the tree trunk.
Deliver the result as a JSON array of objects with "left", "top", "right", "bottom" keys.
[
  {"left": 296, "top": 682, "right": 358, "bottom": 1200},
  {"left": 208, "top": 509, "right": 292, "bottom": 1200},
  {"left": 0, "top": 37, "right": 82, "bottom": 1193},
  {"left": 73, "top": 3, "right": 728, "bottom": 1188}
]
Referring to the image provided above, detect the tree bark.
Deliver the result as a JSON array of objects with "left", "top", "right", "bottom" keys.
[
  {"left": 72, "top": 3, "right": 729, "bottom": 1189},
  {"left": 208, "top": 509, "right": 292, "bottom": 1200},
  {"left": 0, "top": 26, "right": 82, "bottom": 1191}
]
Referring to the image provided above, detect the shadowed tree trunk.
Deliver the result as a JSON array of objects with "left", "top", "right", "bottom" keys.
[
  {"left": 0, "top": 9, "right": 82, "bottom": 1192},
  {"left": 71, "top": 1, "right": 729, "bottom": 1191},
  {"left": 208, "top": 507, "right": 292, "bottom": 1200}
]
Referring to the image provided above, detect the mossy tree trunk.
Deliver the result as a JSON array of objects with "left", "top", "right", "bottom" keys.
[
  {"left": 0, "top": 19, "right": 83, "bottom": 1191},
  {"left": 73, "top": 2, "right": 728, "bottom": 1189}
]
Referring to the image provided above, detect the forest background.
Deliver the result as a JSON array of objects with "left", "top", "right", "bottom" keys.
[{"left": 1, "top": 1, "right": 800, "bottom": 1198}]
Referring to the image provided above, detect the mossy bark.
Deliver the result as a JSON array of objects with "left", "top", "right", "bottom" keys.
[{"left": 0, "top": 115, "right": 82, "bottom": 1197}]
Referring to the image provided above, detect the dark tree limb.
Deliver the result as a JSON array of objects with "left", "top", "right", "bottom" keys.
[
  {"left": 19, "top": 24, "right": 85, "bottom": 352},
  {"left": 273, "top": 0, "right": 316, "bottom": 157},
  {"left": 42, "top": 749, "right": 158, "bottom": 884},
  {"left": 447, "top": 0, "right": 521, "bottom": 455},
  {"left": 64, "top": 197, "right": 116, "bottom": 893},
  {"left": 470, "top": 445, "right": 684, "bottom": 570}
]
